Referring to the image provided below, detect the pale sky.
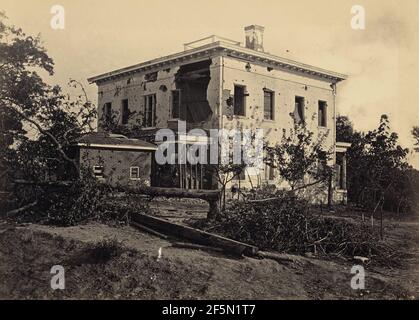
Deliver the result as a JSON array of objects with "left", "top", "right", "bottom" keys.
[{"left": 1, "top": 0, "right": 418, "bottom": 167}]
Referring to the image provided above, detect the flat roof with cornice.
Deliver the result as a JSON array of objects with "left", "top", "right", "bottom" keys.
[{"left": 88, "top": 38, "right": 348, "bottom": 84}]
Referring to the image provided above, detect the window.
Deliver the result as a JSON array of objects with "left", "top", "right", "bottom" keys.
[
  {"left": 265, "top": 163, "right": 275, "bottom": 181},
  {"left": 234, "top": 85, "right": 246, "bottom": 116},
  {"left": 93, "top": 166, "right": 104, "bottom": 179},
  {"left": 143, "top": 94, "right": 156, "bottom": 127},
  {"left": 318, "top": 151, "right": 328, "bottom": 176},
  {"left": 234, "top": 167, "right": 246, "bottom": 181},
  {"left": 121, "top": 99, "right": 129, "bottom": 125},
  {"left": 263, "top": 89, "right": 274, "bottom": 120},
  {"left": 318, "top": 101, "right": 327, "bottom": 127},
  {"left": 103, "top": 102, "right": 112, "bottom": 123},
  {"left": 171, "top": 90, "right": 181, "bottom": 119},
  {"left": 130, "top": 167, "right": 140, "bottom": 180},
  {"left": 144, "top": 72, "right": 157, "bottom": 82},
  {"left": 294, "top": 96, "right": 305, "bottom": 124}
]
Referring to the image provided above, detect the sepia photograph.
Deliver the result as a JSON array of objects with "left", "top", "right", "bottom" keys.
[{"left": 0, "top": 0, "right": 418, "bottom": 309}]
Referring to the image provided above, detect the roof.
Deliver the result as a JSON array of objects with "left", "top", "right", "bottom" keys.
[
  {"left": 88, "top": 36, "right": 347, "bottom": 84},
  {"left": 336, "top": 141, "right": 352, "bottom": 153},
  {"left": 76, "top": 132, "right": 157, "bottom": 151}
]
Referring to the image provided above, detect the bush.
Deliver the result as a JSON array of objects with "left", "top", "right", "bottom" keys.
[
  {"left": 208, "top": 194, "right": 399, "bottom": 265},
  {"left": 11, "top": 173, "right": 150, "bottom": 226},
  {"left": 85, "top": 238, "right": 124, "bottom": 264}
]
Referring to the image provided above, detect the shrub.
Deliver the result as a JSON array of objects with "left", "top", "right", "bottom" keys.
[
  {"left": 207, "top": 194, "right": 399, "bottom": 265},
  {"left": 84, "top": 238, "right": 124, "bottom": 264},
  {"left": 11, "top": 173, "right": 150, "bottom": 226}
]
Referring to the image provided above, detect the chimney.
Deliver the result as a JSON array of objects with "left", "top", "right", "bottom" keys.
[{"left": 244, "top": 25, "right": 265, "bottom": 52}]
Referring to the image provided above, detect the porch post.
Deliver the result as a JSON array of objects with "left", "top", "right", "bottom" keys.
[{"left": 342, "top": 154, "right": 347, "bottom": 190}]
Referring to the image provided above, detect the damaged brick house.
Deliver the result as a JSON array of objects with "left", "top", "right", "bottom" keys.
[{"left": 87, "top": 25, "right": 350, "bottom": 203}]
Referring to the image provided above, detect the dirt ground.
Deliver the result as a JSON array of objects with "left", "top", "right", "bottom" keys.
[{"left": 0, "top": 201, "right": 417, "bottom": 299}]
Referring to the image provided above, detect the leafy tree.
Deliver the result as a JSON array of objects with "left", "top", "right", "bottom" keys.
[
  {"left": 336, "top": 115, "right": 354, "bottom": 143},
  {"left": 0, "top": 13, "right": 96, "bottom": 181},
  {"left": 264, "top": 124, "right": 333, "bottom": 191},
  {"left": 99, "top": 106, "right": 143, "bottom": 138},
  {"left": 412, "top": 126, "right": 419, "bottom": 147},
  {"left": 337, "top": 114, "right": 412, "bottom": 213},
  {"left": 207, "top": 133, "right": 246, "bottom": 215}
]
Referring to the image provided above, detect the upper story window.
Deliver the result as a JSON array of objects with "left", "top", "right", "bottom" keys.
[
  {"left": 318, "top": 100, "right": 327, "bottom": 127},
  {"left": 103, "top": 102, "right": 112, "bottom": 123},
  {"left": 263, "top": 89, "right": 274, "bottom": 120},
  {"left": 143, "top": 94, "right": 156, "bottom": 127},
  {"left": 121, "top": 99, "right": 129, "bottom": 125},
  {"left": 294, "top": 96, "right": 305, "bottom": 124},
  {"left": 234, "top": 85, "right": 246, "bottom": 116},
  {"left": 171, "top": 90, "right": 181, "bottom": 119},
  {"left": 144, "top": 72, "right": 157, "bottom": 82}
]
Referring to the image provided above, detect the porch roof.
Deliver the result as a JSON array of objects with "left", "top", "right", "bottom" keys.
[
  {"left": 76, "top": 132, "right": 158, "bottom": 151},
  {"left": 336, "top": 141, "right": 351, "bottom": 153}
]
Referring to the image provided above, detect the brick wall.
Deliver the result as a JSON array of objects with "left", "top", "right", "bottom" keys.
[{"left": 79, "top": 147, "right": 153, "bottom": 186}]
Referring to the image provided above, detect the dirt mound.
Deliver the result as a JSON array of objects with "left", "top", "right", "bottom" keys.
[{"left": 0, "top": 222, "right": 413, "bottom": 299}]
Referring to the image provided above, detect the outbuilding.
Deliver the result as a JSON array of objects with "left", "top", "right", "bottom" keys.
[{"left": 76, "top": 132, "right": 157, "bottom": 186}]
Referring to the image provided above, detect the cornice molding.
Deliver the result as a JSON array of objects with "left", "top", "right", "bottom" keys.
[{"left": 88, "top": 41, "right": 347, "bottom": 84}]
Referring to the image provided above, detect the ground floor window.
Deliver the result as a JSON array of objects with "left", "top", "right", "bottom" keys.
[
  {"left": 93, "top": 166, "right": 104, "bottom": 179},
  {"left": 234, "top": 167, "right": 246, "bottom": 181},
  {"left": 130, "top": 166, "right": 140, "bottom": 180},
  {"left": 265, "top": 163, "right": 275, "bottom": 181},
  {"left": 335, "top": 153, "right": 346, "bottom": 190}
]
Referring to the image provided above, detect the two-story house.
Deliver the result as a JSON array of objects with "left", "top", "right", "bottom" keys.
[{"left": 87, "top": 25, "right": 350, "bottom": 203}]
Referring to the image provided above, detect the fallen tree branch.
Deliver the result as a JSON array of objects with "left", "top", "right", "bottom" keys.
[
  {"left": 3, "top": 103, "right": 79, "bottom": 174},
  {"left": 13, "top": 180, "right": 74, "bottom": 187},
  {"left": 118, "top": 185, "right": 221, "bottom": 220},
  {"left": 247, "top": 179, "right": 325, "bottom": 203},
  {"left": 0, "top": 168, "right": 10, "bottom": 180},
  {"left": 6, "top": 200, "right": 38, "bottom": 217}
]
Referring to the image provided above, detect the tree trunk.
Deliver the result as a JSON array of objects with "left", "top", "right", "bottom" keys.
[
  {"left": 327, "top": 173, "right": 333, "bottom": 210},
  {"left": 119, "top": 185, "right": 221, "bottom": 220}
]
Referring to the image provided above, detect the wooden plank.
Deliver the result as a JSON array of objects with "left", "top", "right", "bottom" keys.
[
  {"left": 171, "top": 242, "right": 224, "bottom": 253},
  {"left": 131, "top": 212, "right": 258, "bottom": 256},
  {"left": 258, "top": 251, "right": 305, "bottom": 264},
  {"left": 130, "top": 221, "right": 170, "bottom": 240}
]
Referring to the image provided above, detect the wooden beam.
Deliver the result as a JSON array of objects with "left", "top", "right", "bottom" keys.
[
  {"left": 131, "top": 221, "right": 170, "bottom": 240},
  {"left": 130, "top": 212, "right": 258, "bottom": 256},
  {"left": 171, "top": 242, "right": 224, "bottom": 253},
  {"left": 13, "top": 180, "right": 74, "bottom": 187},
  {"left": 118, "top": 185, "right": 221, "bottom": 219}
]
